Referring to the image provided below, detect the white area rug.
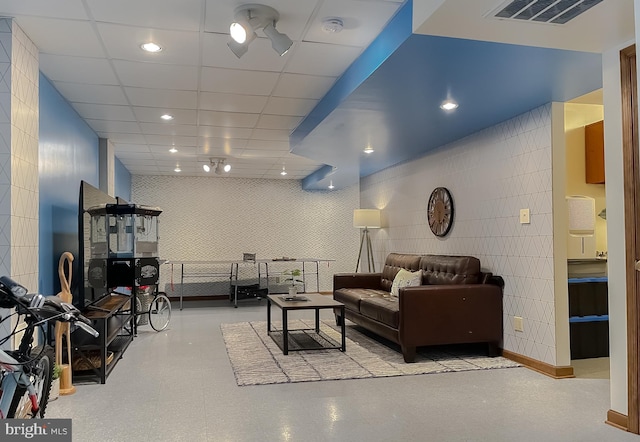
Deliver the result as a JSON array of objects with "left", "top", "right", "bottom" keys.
[{"left": 221, "top": 320, "right": 520, "bottom": 386}]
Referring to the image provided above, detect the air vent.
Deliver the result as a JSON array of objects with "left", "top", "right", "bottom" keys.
[{"left": 493, "top": 0, "right": 603, "bottom": 24}]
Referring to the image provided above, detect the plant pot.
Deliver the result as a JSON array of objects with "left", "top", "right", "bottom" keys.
[
  {"left": 288, "top": 286, "right": 298, "bottom": 296},
  {"left": 50, "top": 378, "right": 60, "bottom": 401}
]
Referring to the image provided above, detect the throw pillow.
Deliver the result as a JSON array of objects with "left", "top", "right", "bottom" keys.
[{"left": 390, "top": 268, "right": 422, "bottom": 297}]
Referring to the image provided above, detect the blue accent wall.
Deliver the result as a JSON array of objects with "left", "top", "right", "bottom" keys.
[
  {"left": 114, "top": 157, "right": 131, "bottom": 201},
  {"left": 39, "top": 73, "right": 99, "bottom": 295}
]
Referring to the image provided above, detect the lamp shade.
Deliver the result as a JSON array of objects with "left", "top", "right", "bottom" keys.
[
  {"left": 353, "top": 209, "right": 381, "bottom": 228},
  {"left": 567, "top": 196, "right": 595, "bottom": 236}
]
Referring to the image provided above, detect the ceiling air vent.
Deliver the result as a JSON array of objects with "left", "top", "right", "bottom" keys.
[{"left": 493, "top": 0, "right": 604, "bottom": 25}]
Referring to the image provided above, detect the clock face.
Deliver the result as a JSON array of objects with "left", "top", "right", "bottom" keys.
[{"left": 427, "top": 187, "right": 454, "bottom": 237}]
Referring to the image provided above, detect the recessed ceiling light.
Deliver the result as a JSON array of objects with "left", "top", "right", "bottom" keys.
[
  {"left": 161, "top": 114, "right": 174, "bottom": 121},
  {"left": 174, "top": 166, "right": 181, "bottom": 172},
  {"left": 169, "top": 147, "right": 178, "bottom": 153},
  {"left": 281, "top": 164, "right": 287, "bottom": 176},
  {"left": 141, "top": 42, "right": 162, "bottom": 53},
  {"left": 363, "top": 146, "right": 374, "bottom": 154},
  {"left": 328, "top": 180, "right": 335, "bottom": 190},
  {"left": 440, "top": 100, "right": 458, "bottom": 111}
]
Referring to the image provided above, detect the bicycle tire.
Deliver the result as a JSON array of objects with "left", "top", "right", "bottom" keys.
[
  {"left": 7, "top": 345, "right": 54, "bottom": 418},
  {"left": 149, "top": 294, "right": 171, "bottom": 332}
]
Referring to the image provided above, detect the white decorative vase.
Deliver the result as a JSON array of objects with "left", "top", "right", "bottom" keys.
[
  {"left": 288, "top": 285, "right": 298, "bottom": 296},
  {"left": 50, "top": 378, "right": 60, "bottom": 401}
]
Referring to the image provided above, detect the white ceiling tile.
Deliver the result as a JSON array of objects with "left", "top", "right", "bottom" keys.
[
  {"left": 197, "top": 111, "right": 259, "bottom": 128},
  {"left": 124, "top": 87, "right": 197, "bottom": 108},
  {"left": 115, "top": 151, "right": 154, "bottom": 160},
  {"left": 303, "top": 0, "right": 401, "bottom": 47},
  {"left": 245, "top": 140, "right": 290, "bottom": 151},
  {"left": 148, "top": 144, "right": 196, "bottom": 154},
  {"left": 144, "top": 135, "right": 197, "bottom": 147},
  {"left": 139, "top": 123, "right": 198, "bottom": 136},
  {"left": 251, "top": 129, "right": 291, "bottom": 141},
  {"left": 39, "top": 54, "right": 119, "bottom": 85},
  {"left": 101, "top": 133, "right": 147, "bottom": 144},
  {"left": 284, "top": 42, "right": 362, "bottom": 76},
  {"left": 132, "top": 107, "right": 197, "bottom": 125},
  {"left": 256, "top": 114, "right": 302, "bottom": 130},
  {"left": 199, "top": 92, "right": 268, "bottom": 113},
  {"left": 238, "top": 149, "right": 288, "bottom": 159},
  {"left": 72, "top": 103, "right": 136, "bottom": 121},
  {"left": 201, "top": 33, "right": 289, "bottom": 72},
  {"left": 198, "top": 126, "right": 253, "bottom": 139},
  {"left": 263, "top": 97, "right": 317, "bottom": 117},
  {"left": 199, "top": 138, "right": 248, "bottom": 150},
  {"left": 86, "top": 119, "right": 140, "bottom": 134},
  {"left": 3, "top": 1, "right": 88, "bottom": 20},
  {"left": 97, "top": 23, "right": 200, "bottom": 66},
  {"left": 112, "top": 144, "right": 151, "bottom": 153},
  {"left": 86, "top": 0, "right": 203, "bottom": 31},
  {"left": 113, "top": 60, "right": 198, "bottom": 90},
  {"left": 200, "top": 67, "right": 279, "bottom": 95},
  {"left": 197, "top": 146, "right": 244, "bottom": 157},
  {"left": 53, "top": 82, "right": 128, "bottom": 105},
  {"left": 14, "top": 17, "right": 103, "bottom": 57},
  {"left": 272, "top": 73, "right": 337, "bottom": 99}
]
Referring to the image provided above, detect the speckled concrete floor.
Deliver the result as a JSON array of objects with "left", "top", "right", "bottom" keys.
[{"left": 47, "top": 300, "right": 638, "bottom": 442}]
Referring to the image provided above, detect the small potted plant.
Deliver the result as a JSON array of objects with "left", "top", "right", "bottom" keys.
[
  {"left": 283, "top": 269, "right": 303, "bottom": 296},
  {"left": 50, "top": 364, "right": 63, "bottom": 401}
]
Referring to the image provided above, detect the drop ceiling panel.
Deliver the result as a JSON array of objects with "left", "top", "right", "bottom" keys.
[
  {"left": 85, "top": 119, "right": 141, "bottom": 134},
  {"left": 199, "top": 92, "right": 268, "bottom": 113},
  {"left": 250, "top": 129, "right": 291, "bottom": 141},
  {"left": 272, "top": 73, "right": 337, "bottom": 99},
  {"left": 245, "top": 140, "right": 290, "bottom": 151},
  {"left": 53, "top": 82, "right": 128, "bottom": 105},
  {"left": 139, "top": 123, "right": 198, "bottom": 137},
  {"left": 256, "top": 114, "right": 302, "bottom": 130},
  {"left": 148, "top": 144, "right": 194, "bottom": 154},
  {"left": 132, "top": 107, "right": 197, "bottom": 124},
  {"left": 86, "top": 0, "right": 203, "bottom": 32},
  {"left": 303, "top": 0, "right": 401, "bottom": 47},
  {"left": 239, "top": 149, "right": 288, "bottom": 159},
  {"left": 198, "top": 126, "right": 253, "bottom": 139},
  {"left": 263, "top": 97, "right": 318, "bottom": 117},
  {"left": 112, "top": 144, "right": 152, "bottom": 153},
  {"left": 72, "top": 103, "right": 137, "bottom": 121},
  {"left": 13, "top": 18, "right": 103, "bottom": 57},
  {"left": 124, "top": 87, "right": 197, "bottom": 108},
  {"left": 101, "top": 133, "right": 147, "bottom": 144},
  {"left": 198, "top": 138, "right": 248, "bottom": 150},
  {"left": 39, "top": 54, "right": 119, "bottom": 85},
  {"left": 113, "top": 60, "right": 198, "bottom": 90},
  {"left": 144, "top": 135, "right": 197, "bottom": 146},
  {"left": 0, "top": 0, "right": 88, "bottom": 20},
  {"left": 97, "top": 23, "right": 200, "bottom": 66},
  {"left": 198, "top": 111, "right": 259, "bottom": 128},
  {"left": 200, "top": 67, "right": 280, "bottom": 95},
  {"left": 201, "top": 33, "right": 289, "bottom": 72},
  {"left": 284, "top": 42, "right": 363, "bottom": 76}
]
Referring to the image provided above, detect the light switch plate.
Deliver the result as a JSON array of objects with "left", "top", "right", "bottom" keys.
[{"left": 520, "top": 208, "right": 530, "bottom": 224}]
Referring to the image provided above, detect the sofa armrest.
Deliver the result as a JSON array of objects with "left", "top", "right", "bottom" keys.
[
  {"left": 397, "top": 284, "right": 503, "bottom": 346},
  {"left": 333, "top": 273, "right": 383, "bottom": 291}
]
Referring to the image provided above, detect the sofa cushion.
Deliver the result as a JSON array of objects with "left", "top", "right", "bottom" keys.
[
  {"left": 334, "top": 288, "right": 389, "bottom": 313},
  {"left": 419, "top": 255, "right": 480, "bottom": 285},
  {"left": 381, "top": 253, "right": 422, "bottom": 292},
  {"left": 390, "top": 268, "right": 422, "bottom": 297},
  {"left": 360, "top": 297, "right": 400, "bottom": 328}
]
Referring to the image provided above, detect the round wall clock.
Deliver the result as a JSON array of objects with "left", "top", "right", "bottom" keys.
[{"left": 427, "top": 187, "right": 454, "bottom": 237}]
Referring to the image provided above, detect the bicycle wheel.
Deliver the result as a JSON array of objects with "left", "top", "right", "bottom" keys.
[
  {"left": 149, "top": 293, "right": 171, "bottom": 331},
  {"left": 7, "top": 345, "right": 54, "bottom": 418}
]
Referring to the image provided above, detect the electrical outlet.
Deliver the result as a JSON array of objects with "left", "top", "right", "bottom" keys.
[
  {"left": 275, "top": 276, "right": 281, "bottom": 284},
  {"left": 519, "top": 208, "right": 530, "bottom": 224},
  {"left": 514, "top": 316, "right": 524, "bottom": 332}
]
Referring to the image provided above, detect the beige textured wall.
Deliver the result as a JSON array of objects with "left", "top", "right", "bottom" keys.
[{"left": 132, "top": 175, "right": 359, "bottom": 296}]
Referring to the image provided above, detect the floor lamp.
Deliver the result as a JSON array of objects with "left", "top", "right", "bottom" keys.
[{"left": 354, "top": 209, "right": 381, "bottom": 272}]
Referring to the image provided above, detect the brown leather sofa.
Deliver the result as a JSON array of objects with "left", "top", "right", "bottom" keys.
[{"left": 333, "top": 253, "right": 503, "bottom": 362}]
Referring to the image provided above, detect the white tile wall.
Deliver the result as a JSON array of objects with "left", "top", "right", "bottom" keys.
[
  {"left": 361, "top": 104, "right": 557, "bottom": 365},
  {"left": 132, "top": 175, "right": 359, "bottom": 296},
  {"left": 0, "top": 20, "right": 39, "bottom": 348}
]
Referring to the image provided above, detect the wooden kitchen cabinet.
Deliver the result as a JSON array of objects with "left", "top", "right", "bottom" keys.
[{"left": 585, "top": 120, "right": 605, "bottom": 184}]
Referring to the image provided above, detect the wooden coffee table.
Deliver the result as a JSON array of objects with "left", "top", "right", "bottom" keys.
[{"left": 267, "top": 294, "right": 346, "bottom": 355}]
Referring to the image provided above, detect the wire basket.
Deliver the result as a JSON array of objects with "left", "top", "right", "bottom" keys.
[{"left": 136, "top": 286, "right": 154, "bottom": 325}]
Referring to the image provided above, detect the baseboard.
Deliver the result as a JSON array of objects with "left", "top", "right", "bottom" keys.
[
  {"left": 501, "top": 349, "right": 575, "bottom": 379},
  {"left": 166, "top": 295, "right": 228, "bottom": 302},
  {"left": 606, "top": 409, "right": 629, "bottom": 431}
]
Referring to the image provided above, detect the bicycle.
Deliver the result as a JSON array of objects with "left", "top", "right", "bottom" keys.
[{"left": 0, "top": 276, "right": 98, "bottom": 418}]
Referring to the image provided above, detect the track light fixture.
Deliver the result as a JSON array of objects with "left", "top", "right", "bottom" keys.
[
  {"left": 203, "top": 158, "right": 231, "bottom": 175},
  {"left": 228, "top": 4, "right": 293, "bottom": 58}
]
